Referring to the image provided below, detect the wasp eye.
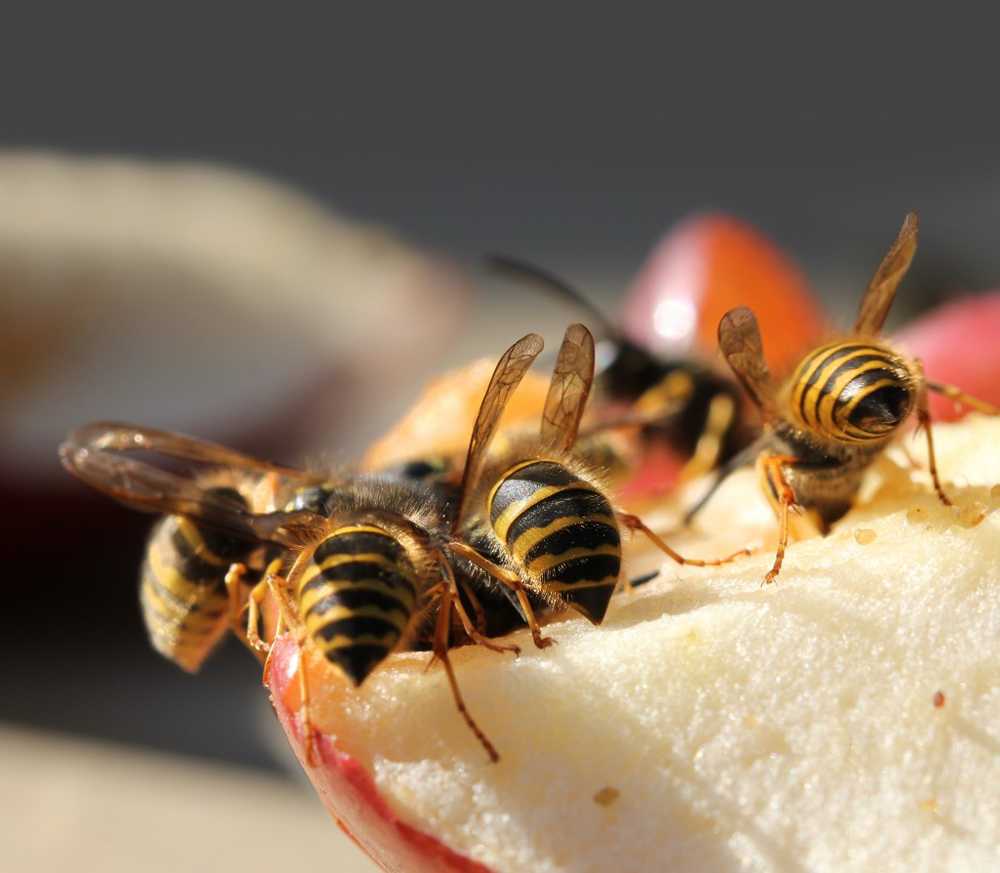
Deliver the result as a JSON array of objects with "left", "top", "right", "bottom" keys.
[
  {"left": 288, "top": 485, "right": 334, "bottom": 514},
  {"left": 848, "top": 385, "right": 912, "bottom": 433},
  {"left": 401, "top": 459, "right": 441, "bottom": 479}
]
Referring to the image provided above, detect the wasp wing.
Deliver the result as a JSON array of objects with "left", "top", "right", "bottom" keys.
[
  {"left": 718, "top": 307, "right": 777, "bottom": 419},
  {"left": 854, "top": 212, "right": 919, "bottom": 336},
  {"left": 454, "top": 333, "right": 545, "bottom": 527},
  {"left": 539, "top": 323, "right": 595, "bottom": 452},
  {"left": 59, "top": 422, "right": 327, "bottom": 546},
  {"left": 63, "top": 422, "right": 316, "bottom": 478}
]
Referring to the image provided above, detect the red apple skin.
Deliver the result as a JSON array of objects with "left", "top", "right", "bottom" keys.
[
  {"left": 621, "top": 213, "right": 826, "bottom": 373},
  {"left": 894, "top": 292, "right": 1000, "bottom": 421},
  {"left": 266, "top": 636, "right": 496, "bottom": 873}
]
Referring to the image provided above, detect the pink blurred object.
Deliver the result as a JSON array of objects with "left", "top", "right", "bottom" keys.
[
  {"left": 614, "top": 440, "right": 685, "bottom": 502},
  {"left": 621, "top": 213, "right": 825, "bottom": 373},
  {"left": 895, "top": 291, "right": 1000, "bottom": 421}
]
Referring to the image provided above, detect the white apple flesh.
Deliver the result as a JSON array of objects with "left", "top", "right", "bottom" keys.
[{"left": 268, "top": 416, "right": 1000, "bottom": 873}]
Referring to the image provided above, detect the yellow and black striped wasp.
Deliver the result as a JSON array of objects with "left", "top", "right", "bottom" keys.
[
  {"left": 485, "top": 256, "right": 753, "bottom": 484},
  {"left": 444, "top": 323, "right": 751, "bottom": 648},
  {"left": 371, "top": 259, "right": 754, "bottom": 502},
  {"left": 58, "top": 323, "right": 745, "bottom": 763},
  {"left": 693, "top": 212, "right": 1000, "bottom": 583},
  {"left": 60, "top": 422, "right": 513, "bottom": 763},
  {"left": 59, "top": 422, "right": 330, "bottom": 672}
]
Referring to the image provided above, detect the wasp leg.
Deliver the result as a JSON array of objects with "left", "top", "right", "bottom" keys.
[
  {"left": 245, "top": 566, "right": 314, "bottom": 761},
  {"left": 926, "top": 381, "right": 1000, "bottom": 416},
  {"left": 898, "top": 441, "right": 925, "bottom": 471},
  {"left": 437, "top": 555, "right": 520, "bottom": 656},
  {"left": 417, "top": 582, "right": 448, "bottom": 673},
  {"left": 261, "top": 608, "right": 286, "bottom": 687},
  {"left": 617, "top": 512, "right": 752, "bottom": 567},
  {"left": 618, "top": 568, "right": 661, "bottom": 595},
  {"left": 244, "top": 581, "right": 269, "bottom": 654},
  {"left": 258, "top": 570, "right": 300, "bottom": 689},
  {"left": 296, "top": 639, "right": 320, "bottom": 768},
  {"left": 683, "top": 433, "right": 773, "bottom": 526},
  {"left": 459, "top": 577, "right": 488, "bottom": 635},
  {"left": 262, "top": 569, "right": 318, "bottom": 766},
  {"left": 578, "top": 374, "right": 691, "bottom": 441},
  {"left": 221, "top": 562, "right": 255, "bottom": 652},
  {"left": 637, "top": 369, "right": 695, "bottom": 418},
  {"left": 921, "top": 380, "right": 1000, "bottom": 504},
  {"left": 223, "top": 563, "right": 268, "bottom": 667},
  {"left": 243, "top": 557, "right": 285, "bottom": 655},
  {"left": 759, "top": 454, "right": 800, "bottom": 585},
  {"left": 678, "top": 393, "right": 737, "bottom": 483},
  {"left": 432, "top": 583, "right": 500, "bottom": 763},
  {"left": 224, "top": 562, "right": 246, "bottom": 615},
  {"left": 447, "top": 540, "right": 555, "bottom": 649},
  {"left": 912, "top": 371, "right": 953, "bottom": 507},
  {"left": 915, "top": 405, "right": 951, "bottom": 507}
]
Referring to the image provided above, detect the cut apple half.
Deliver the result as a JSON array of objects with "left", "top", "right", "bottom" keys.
[{"left": 268, "top": 416, "right": 1000, "bottom": 873}]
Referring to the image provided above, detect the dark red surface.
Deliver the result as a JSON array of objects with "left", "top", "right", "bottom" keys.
[{"left": 267, "top": 637, "right": 495, "bottom": 873}]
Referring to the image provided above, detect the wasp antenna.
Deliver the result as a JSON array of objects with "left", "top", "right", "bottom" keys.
[{"left": 483, "top": 254, "right": 619, "bottom": 338}]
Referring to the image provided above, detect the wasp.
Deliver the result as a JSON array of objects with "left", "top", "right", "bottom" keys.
[
  {"left": 137, "top": 501, "right": 267, "bottom": 672},
  {"left": 262, "top": 472, "right": 529, "bottom": 763},
  {"left": 443, "top": 323, "right": 751, "bottom": 646},
  {"left": 485, "top": 256, "right": 755, "bottom": 484},
  {"left": 60, "top": 422, "right": 522, "bottom": 763},
  {"left": 366, "top": 218, "right": 826, "bottom": 494},
  {"left": 59, "top": 422, "right": 330, "bottom": 672},
  {"left": 695, "top": 212, "right": 1000, "bottom": 584}
]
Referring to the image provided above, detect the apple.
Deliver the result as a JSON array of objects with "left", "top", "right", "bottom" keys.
[
  {"left": 266, "top": 414, "right": 1000, "bottom": 873},
  {"left": 621, "top": 213, "right": 826, "bottom": 372},
  {"left": 895, "top": 291, "right": 1000, "bottom": 421}
]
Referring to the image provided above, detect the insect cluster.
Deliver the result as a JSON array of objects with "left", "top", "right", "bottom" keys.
[{"left": 60, "top": 212, "right": 999, "bottom": 763}]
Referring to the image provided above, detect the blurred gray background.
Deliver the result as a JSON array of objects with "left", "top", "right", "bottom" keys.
[
  {"left": 3, "top": 7, "right": 998, "bottom": 871},
  {"left": 4, "top": 7, "right": 996, "bottom": 307}
]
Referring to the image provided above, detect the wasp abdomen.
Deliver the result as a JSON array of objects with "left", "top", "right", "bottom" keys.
[
  {"left": 297, "top": 525, "right": 417, "bottom": 685},
  {"left": 790, "top": 341, "right": 914, "bottom": 443},
  {"left": 489, "top": 460, "right": 621, "bottom": 624},
  {"left": 139, "top": 512, "right": 254, "bottom": 672}
]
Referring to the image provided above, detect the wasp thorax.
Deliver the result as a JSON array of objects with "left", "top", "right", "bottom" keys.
[
  {"left": 285, "top": 484, "right": 337, "bottom": 515},
  {"left": 788, "top": 341, "right": 915, "bottom": 444}
]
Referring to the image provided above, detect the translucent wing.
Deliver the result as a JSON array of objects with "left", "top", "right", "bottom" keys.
[
  {"left": 62, "top": 421, "right": 318, "bottom": 476},
  {"left": 540, "top": 323, "right": 595, "bottom": 452},
  {"left": 59, "top": 421, "right": 327, "bottom": 546},
  {"left": 454, "top": 333, "right": 545, "bottom": 526},
  {"left": 718, "top": 307, "right": 777, "bottom": 419},
  {"left": 854, "top": 212, "right": 919, "bottom": 336}
]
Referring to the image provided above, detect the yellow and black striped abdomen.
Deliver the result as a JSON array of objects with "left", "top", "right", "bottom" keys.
[
  {"left": 139, "top": 508, "right": 256, "bottom": 673},
  {"left": 488, "top": 460, "right": 620, "bottom": 624},
  {"left": 296, "top": 525, "right": 418, "bottom": 686},
  {"left": 789, "top": 341, "right": 915, "bottom": 444}
]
